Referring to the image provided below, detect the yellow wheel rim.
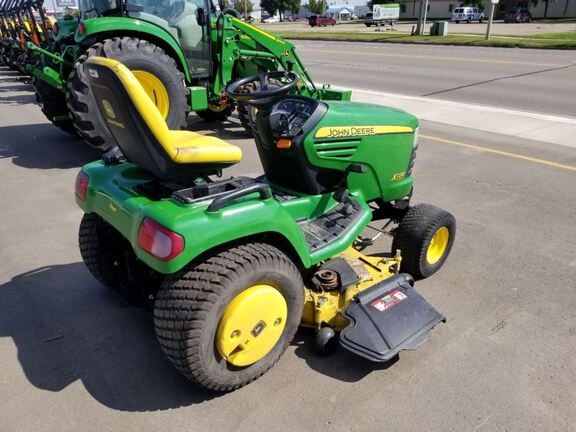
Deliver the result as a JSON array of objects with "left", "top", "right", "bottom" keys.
[
  {"left": 426, "top": 226, "right": 450, "bottom": 265},
  {"left": 132, "top": 70, "right": 170, "bottom": 119},
  {"left": 208, "top": 103, "right": 229, "bottom": 113},
  {"left": 216, "top": 285, "right": 287, "bottom": 367}
]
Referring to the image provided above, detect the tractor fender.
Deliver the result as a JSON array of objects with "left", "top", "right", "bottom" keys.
[
  {"left": 130, "top": 199, "right": 315, "bottom": 273},
  {"left": 75, "top": 17, "right": 191, "bottom": 82}
]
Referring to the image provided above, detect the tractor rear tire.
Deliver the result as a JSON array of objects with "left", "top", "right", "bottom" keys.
[
  {"left": 33, "top": 77, "right": 77, "bottom": 136},
  {"left": 153, "top": 242, "right": 304, "bottom": 391},
  {"left": 79, "top": 213, "right": 163, "bottom": 307},
  {"left": 235, "top": 79, "right": 280, "bottom": 132},
  {"left": 236, "top": 102, "right": 253, "bottom": 131},
  {"left": 67, "top": 37, "right": 189, "bottom": 151},
  {"left": 392, "top": 203, "right": 456, "bottom": 279}
]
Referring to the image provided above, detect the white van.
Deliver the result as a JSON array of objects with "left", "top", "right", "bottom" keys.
[{"left": 451, "top": 7, "right": 484, "bottom": 23}]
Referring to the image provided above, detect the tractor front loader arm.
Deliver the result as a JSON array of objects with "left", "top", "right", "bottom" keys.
[{"left": 215, "top": 15, "right": 351, "bottom": 102}]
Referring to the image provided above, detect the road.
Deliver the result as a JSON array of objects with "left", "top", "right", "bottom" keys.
[
  {"left": 1, "top": 65, "right": 576, "bottom": 431},
  {"left": 294, "top": 40, "right": 576, "bottom": 117}
]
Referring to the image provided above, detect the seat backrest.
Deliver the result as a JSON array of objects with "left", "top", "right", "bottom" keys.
[{"left": 84, "top": 57, "right": 185, "bottom": 179}]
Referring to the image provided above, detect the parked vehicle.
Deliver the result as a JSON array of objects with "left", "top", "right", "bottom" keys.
[
  {"left": 309, "top": 14, "right": 335, "bottom": 27},
  {"left": 504, "top": 7, "right": 532, "bottom": 23},
  {"left": 262, "top": 16, "right": 278, "bottom": 23},
  {"left": 364, "top": 12, "right": 374, "bottom": 26},
  {"left": 451, "top": 7, "right": 484, "bottom": 23},
  {"left": 26, "top": 1, "right": 350, "bottom": 150}
]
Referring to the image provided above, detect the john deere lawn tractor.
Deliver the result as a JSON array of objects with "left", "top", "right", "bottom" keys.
[
  {"left": 27, "top": 0, "right": 349, "bottom": 150},
  {"left": 75, "top": 57, "right": 456, "bottom": 391}
]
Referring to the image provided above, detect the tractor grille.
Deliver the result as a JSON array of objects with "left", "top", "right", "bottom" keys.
[
  {"left": 407, "top": 131, "right": 418, "bottom": 176},
  {"left": 314, "top": 139, "right": 360, "bottom": 159}
]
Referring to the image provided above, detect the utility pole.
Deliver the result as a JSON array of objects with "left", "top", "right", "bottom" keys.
[
  {"left": 243, "top": 0, "right": 247, "bottom": 19},
  {"left": 422, "top": 0, "right": 428, "bottom": 32},
  {"left": 415, "top": 0, "right": 428, "bottom": 35},
  {"left": 485, "top": 0, "right": 498, "bottom": 40}
]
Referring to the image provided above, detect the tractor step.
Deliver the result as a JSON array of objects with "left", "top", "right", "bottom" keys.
[
  {"left": 298, "top": 202, "right": 364, "bottom": 252},
  {"left": 340, "top": 274, "right": 444, "bottom": 362}
]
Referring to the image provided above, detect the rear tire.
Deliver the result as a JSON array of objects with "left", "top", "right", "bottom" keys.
[
  {"left": 392, "top": 204, "right": 456, "bottom": 279},
  {"left": 236, "top": 102, "right": 253, "bottom": 131},
  {"left": 153, "top": 242, "right": 304, "bottom": 391},
  {"left": 67, "top": 37, "right": 189, "bottom": 151},
  {"left": 79, "top": 213, "right": 163, "bottom": 306},
  {"left": 33, "top": 77, "right": 77, "bottom": 136}
]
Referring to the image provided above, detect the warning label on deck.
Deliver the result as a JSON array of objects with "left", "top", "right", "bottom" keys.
[{"left": 371, "top": 290, "right": 408, "bottom": 312}]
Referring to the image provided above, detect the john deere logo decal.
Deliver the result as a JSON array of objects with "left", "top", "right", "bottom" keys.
[
  {"left": 102, "top": 100, "right": 116, "bottom": 120},
  {"left": 315, "top": 125, "right": 413, "bottom": 139}
]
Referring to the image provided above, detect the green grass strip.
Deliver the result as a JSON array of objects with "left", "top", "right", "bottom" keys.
[{"left": 275, "top": 31, "right": 576, "bottom": 48}]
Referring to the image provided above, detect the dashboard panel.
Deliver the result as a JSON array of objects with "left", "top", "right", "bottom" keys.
[{"left": 269, "top": 97, "right": 320, "bottom": 139}]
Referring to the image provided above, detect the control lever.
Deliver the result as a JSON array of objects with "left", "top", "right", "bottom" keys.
[{"left": 334, "top": 164, "right": 367, "bottom": 215}]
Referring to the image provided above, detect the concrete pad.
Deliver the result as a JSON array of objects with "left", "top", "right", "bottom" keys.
[{"left": 348, "top": 87, "right": 576, "bottom": 149}]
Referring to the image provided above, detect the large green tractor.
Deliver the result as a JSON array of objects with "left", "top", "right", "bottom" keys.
[
  {"left": 29, "top": 8, "right": 79, "bottom": 134},
  {"left": 27, "top": 0, "right": 349, "bottom": 150}
]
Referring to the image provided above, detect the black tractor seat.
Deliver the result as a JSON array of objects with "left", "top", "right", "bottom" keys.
[{"left": 84, "top": 57, "right": 242, "bottom": 180}]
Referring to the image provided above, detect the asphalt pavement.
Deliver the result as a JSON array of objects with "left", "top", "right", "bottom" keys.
[
  {"left": 1, "top": 61, "right": 576, "bottom": 432},
  {"left": 294, "top": 40, "right": 576, "bottom": 117}
]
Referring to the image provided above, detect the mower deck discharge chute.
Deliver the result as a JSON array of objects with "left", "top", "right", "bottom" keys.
[{"left": 75, "top": 57, "right": 456, "bottom": 392}]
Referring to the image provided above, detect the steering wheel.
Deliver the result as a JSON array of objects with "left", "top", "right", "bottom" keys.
[{"left": 227, "top": 71, "right": 299, "bottom": 108}]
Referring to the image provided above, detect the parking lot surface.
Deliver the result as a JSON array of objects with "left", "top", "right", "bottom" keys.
[{"left": 1, "top": 66, "right": 576, "bottom": 431}]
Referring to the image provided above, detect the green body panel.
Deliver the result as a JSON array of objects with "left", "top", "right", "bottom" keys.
[
  {"left": 189, "top": 86, "right": 208, "bottom": 111},
  {"left": 77, "top": 161, "right": 372, "bottom": 274},
  {"left": 75, "top": 17, "right": 192, "bottom": 82},
  {"left": 52, "top": 17, "right": 78, "bottom": 43},
  {"left": 306, "top": 102, "right": 419, "bottom": 202}
]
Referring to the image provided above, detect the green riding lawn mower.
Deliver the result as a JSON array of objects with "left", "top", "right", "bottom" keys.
[
  {"left": 75, "top": 57, "right": 456, "bottom": 392},
  {"left": 24, "top": 0, "right": 350, "bottom": 150}
]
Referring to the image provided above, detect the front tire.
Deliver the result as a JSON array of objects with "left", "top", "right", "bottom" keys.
[
  {"left": 392, "top": 204, "right": 456, "bottom": 279},
  {"left": 154, "top": 242, "right": 304, "bottom": 391},
  {"left": 67, "top": 37, "right": 189, "bottom": 151}
]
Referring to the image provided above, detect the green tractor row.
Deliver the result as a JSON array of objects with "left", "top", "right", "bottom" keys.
[
  {"left": 0, "top": 0, "right": 53, "bottom": 72},
  {"left": 26, "top": 0, "right": 350, "bottom": 150}
]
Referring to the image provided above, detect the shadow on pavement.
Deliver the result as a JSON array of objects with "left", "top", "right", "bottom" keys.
[
  {"left": 0, "top": 92, "right": 37, "bottom": 105},
  {"left": 187, "top": 115, "right": 253, "bottom": 140},
  {"left": 0, "top": 263, "right": 216, "bottom": 411},
  {"left": 0, "top": 123, "right": 99, "bottom": 170},
  {"left": 0, "top": 83, "right": 32, "bottom": 93},
  {"left": 291, "top": 328, "right": 399, "bottom": 383}
]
